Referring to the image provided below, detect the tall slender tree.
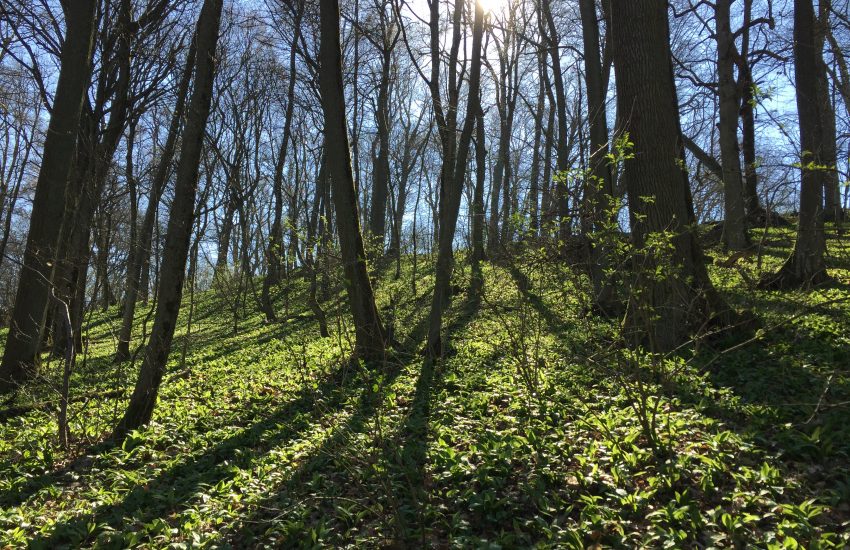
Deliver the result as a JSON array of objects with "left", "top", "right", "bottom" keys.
[
  {"left": 761, "top": 0, "right": 830, "bottom": 287},
  {"left": 0, "top": 2, "right": 98, "bottom": 394},
  {"left": 114, "top": 0, "right": 224, "bottom": 438},
  {"left": 716, "top": 0, "right": 750, "bottom": 250},
  {"left": 319, "top": 0, "right": 387, "bottom": 360},
  {"left": 425, "top": 0, "right": 485, "bottom": 357}
]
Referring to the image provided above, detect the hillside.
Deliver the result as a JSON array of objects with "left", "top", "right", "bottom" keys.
[{"left": 1, "top": 227, "right": 849, "bottom": 548}]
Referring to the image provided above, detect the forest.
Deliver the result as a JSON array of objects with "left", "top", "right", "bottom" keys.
[{"left": 0, "top": 0, "right": 849, "bottom": 546}]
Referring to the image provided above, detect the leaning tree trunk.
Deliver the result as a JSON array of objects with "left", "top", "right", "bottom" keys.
[
  {"left": 610, "top": 0, "right": 732, "bottom": 352},
  {"left": 716, "top": 0, "right": 750, "bottom": 250},
  {"left": 115, "top": 40, "right": 196, "bottom": 362},
  {"left": 761, "top": 0, "right": 830, "bottom": 287},
  {"left": 113, "top": 0, "right": 223, "bottom": 438},
  {"left": 0, "top": 1, "right": 98, "bottom": 394},
  {"left": 319, "top": 0, "right": 387, "bottom": 360}
]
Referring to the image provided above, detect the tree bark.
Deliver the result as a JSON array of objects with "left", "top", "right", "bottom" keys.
[
  {"left": 319, "top": 0, "right": 387, "bottom": 360},
  {"left": 0, "top": 1, "right": 98, "bottom": 394},
  {"left": 762, "top": 0, "right": 830, "bottom": 287},
  {"left": 113, "top": 0, "right": 223, "bottom": 438},
  {"left": 738, "top": 0, "right": 766, "bottom": 222},
  {"left": 115, "top": 40, "right": 196, "bottom": 362},
  {"left": 540, "top": 0, "right": 571, "bottom": 241},
  {"left": 716, "top": 0, "right": 750, "bottom": 250},
  {"left": 425, "top": 0, "right": 484, "bottom": 357},
  {"left": 470, "top": 107, "right": 487, "bottom": 301},
  {"left": 579, "top": 0, "right": 617, "bottom": 312},
  {"left": 610, "top": 0, "right": 731, "bottom": 352}
]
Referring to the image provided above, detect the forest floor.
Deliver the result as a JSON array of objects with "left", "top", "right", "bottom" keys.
[{"left": 1, "top": 226, "right": 850, "bottom": 548}]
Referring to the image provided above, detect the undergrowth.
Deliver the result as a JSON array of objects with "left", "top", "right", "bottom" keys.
[{"left": 1, "top": 226, "right": 849, "bottom": 548}]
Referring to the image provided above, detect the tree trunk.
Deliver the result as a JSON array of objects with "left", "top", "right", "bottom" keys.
[
  {"left": 368, "top": 41, "right": 393, "bottom": 251},
  {"left": 579, "top": 0, "right": 617, "bottom": 312},
  {"left": 425, "top": 0, "right": 484, "bottom": 357},
  {"left": 0, "top": 1, "right": 98, "bottom": 394},
  {"left": 739, "top": 0, "right": 766, "bottom": 222},
  {"left": 115, "top": 40, "right": 196, "bottom": 362},
  {"left": 470, "top": 106, "right": 487, "bottom": 301},
  {"left": 319, "top": 0, "right": 387, "bottom": 360},
  {"left": 261, "top": 3, "right": 303, "bottom": 322},
  {"left": 716, "top": 0, "right": 749, "bottom": 250},
  {"left": 540, "top": 0, "right": 571, "bottom": 241},
  {"left": 816, "top": 0, "right": 841, "bottom": 223},
  {"left": 610, "top": 0, "right": 731, "bottom": 352},
  {"left": 113, "top": 0, "right": 223, "bottom": 438},
  {"left": 528, "top": 53, "right": 546, "bottom": 237},
  {"left": 762, "top": 0, "right": 830, "bottom": 287}
]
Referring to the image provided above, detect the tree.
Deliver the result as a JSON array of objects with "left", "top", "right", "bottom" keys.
[
  {"left": 539, "top": 0, "right": 571, "bottom": 241},
  {"left": 761, "top": 0, "right": 830, "bottom": 287},
  {"left": 610, "top": 0, "right": 731, "bottom": 352},
  {"left": 579, "top": 0, "right": 617, "bottom": 312},
  {"left": 366, "top": 0, "right": 401, "bottom": 251},
  {"left": 0, "top": 2, "right": 98, "bottom": 394},
  {"left": 114, "top": 0, "right": 224, "bottom": 438},
  {"left": 115, "top": 39, "right": 197, "bottom": 362},
  {"left": 424, "top": 0, "right": 485, "bottom": 357},
  {"left": 716, "top": 0, "right": 750, "bottom": 250},
  {"left": 261, "top": 0, "right": 304, "bottom": 323},
  {"left": 319, "top": 0, "right": 387, "bottom": 360}
]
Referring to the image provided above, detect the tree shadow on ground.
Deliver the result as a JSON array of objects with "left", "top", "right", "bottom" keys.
[
  {"left": 224, "top": 295, "right": 483, "bottom": 546},
  {"left": 24, "top": 357, "right": 369, "bottom": 547},
  {"left": 505, "top": 264, "right": 572, "bottom": 338},
  {"left": 672, "top": 296, "right": 850, "bottom": 512}
]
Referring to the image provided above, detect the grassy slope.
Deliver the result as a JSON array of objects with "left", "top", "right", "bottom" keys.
[{"left": 1, "top": 227, "right": 849, "bottom": 548}]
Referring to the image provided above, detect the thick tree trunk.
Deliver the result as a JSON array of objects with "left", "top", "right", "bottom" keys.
[
  {"left": 762, "top": 0, "right": 829, "bottom": 287},
  {"left": 0, "top": 2, "right": 98, "bottom": 394},
  {"left": 319, "top": 0, "right": 386, "bottom": 360},
  {"left": 113, "top": 0, "right": 223, "bottom": 438},
  {"left": 610, "top": 0, "right": 731, "bottom": 352},
  {"left": 716, "top": 0, "right": 750, "bottom": 250}
]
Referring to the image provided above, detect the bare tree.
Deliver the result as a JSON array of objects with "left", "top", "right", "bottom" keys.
[
  {"left": 319, "top": 0, "right": 387, "bottom": 359},
  {"left": 0, "top": 2, "right": 97, "bottom": 394},
  {"left": 114, "top": 0, "right": 224, "bottom": 438}
]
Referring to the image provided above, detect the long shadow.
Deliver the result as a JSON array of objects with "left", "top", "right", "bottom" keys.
[
  {"left": 506, "top": 264, "right": 571, "bottom": 337},
  {"left": 220, "top": 358, "right": 406, "bottom": 545},
  {"left": 224, "top": 296, "right": 483, "bottom": 546},
  {"left": 673, "top": 306, "right": 850, "bottom": 510},
  {"left": 387, "top": 297, "right": 481, "bottom": 544},
  {"left": 25, "top": 358, "right": 367, "bottom": 547}
]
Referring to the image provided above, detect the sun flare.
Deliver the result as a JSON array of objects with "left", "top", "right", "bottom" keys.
[{"left": 476, "top": 0, "right": 506, "bottom": 14}]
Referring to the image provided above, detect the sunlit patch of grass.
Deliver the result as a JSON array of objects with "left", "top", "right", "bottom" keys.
[{"left": 1, "top": 226, "right": 849, "bottom": 547}]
